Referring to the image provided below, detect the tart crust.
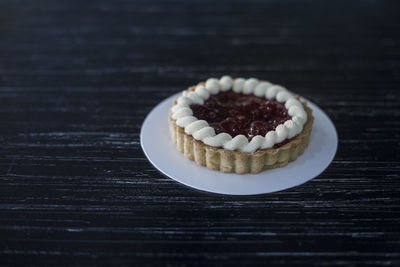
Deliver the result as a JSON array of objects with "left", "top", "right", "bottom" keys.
[{"left": 168, "top": 85, "right": 314, "bottom": 174}]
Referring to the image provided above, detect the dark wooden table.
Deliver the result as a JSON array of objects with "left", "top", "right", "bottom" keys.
[{"left": 1, "top": 0, "right": 399, "bottom": 265}]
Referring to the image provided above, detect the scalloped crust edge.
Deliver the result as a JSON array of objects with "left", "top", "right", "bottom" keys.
[{"left": 168, "top": 93, "right": 314, "bottom": 174}]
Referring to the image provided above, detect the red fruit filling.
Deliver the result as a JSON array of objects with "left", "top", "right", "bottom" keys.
[{"left": 190, "top": 91, "right": 292, "bottom": 143}]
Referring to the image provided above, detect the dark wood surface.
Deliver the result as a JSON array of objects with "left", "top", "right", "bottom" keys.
[{"left": 1, "top": 0, "right": 399, "bottom": 265}]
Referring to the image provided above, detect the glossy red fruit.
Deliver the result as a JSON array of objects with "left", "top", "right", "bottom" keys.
[
  {"left": 240, "top": 98, "right": 260, "bottom": 113},
  {"left": 275, "top": 105, "right": 288, "bottom": 117},
  {"left": 270, "top": 117, "right": 288, "bottom": 129},
  {"left": 248, "top": 120, "right": 268, "bottom": 139},
  {"left": 236, "top": 115, "right": 246, "bottom": 121},
  {"left": 260, "top": 101, "right": 275, "bottom": 120},
  {"left": 228, "top": 108, "right": 240, "bottom": 117},
  {"left": 221, "top": 117, "right": 241, "bottom": 136},
  {"left": 190, "top": 104, "right": 209, "bottom": 119},
  {"left": 189, "top": 91, "right": 291, "bottom": 138},
  {"left": 207, "top": 111, "right": 218, "bottom": 121}
]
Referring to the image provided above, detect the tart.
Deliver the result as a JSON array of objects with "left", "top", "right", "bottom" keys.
[{"left": 169, "top": 76, "right": 313, "bottom": 174}]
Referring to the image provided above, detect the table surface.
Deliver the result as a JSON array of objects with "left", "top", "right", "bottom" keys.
[{"left": 1, "top": 0, "right": 399, "bottom": 265}]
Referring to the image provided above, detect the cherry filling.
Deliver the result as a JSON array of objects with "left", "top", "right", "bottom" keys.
[{"left": 190, "top": 91, "right": 292, "bottom": 142}]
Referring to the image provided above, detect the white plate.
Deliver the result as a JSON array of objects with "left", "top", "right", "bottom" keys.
[{"left": 141, "top": 93, "right": 338, "bottom": 195}]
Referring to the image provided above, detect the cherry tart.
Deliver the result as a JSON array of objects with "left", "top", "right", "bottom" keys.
[{"left": 169, "top": 76, "right": 314, "bottom": 174}]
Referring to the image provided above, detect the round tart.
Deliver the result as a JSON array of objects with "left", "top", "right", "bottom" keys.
[{"left": 169, "top": 76, "right": 314, "bottom": 174}]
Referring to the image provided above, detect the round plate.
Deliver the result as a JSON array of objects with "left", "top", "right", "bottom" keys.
[{"left": 141, "top": 93, "right": 338, "bottom": 195}]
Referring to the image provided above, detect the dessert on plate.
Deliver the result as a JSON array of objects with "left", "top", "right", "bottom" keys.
[{"left": 168, "top": 76, "right": 313, "bottom": 174}]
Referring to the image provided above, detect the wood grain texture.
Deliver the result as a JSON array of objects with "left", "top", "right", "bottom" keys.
[{"left": 0, "top": 0, "right": 399, "bottom": 265}]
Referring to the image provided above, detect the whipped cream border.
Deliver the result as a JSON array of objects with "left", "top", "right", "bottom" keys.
[{"left": 171, "top": 76, "right": 308, "bottom": 153}]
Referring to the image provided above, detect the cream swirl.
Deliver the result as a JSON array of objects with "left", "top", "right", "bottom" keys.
[{"left": 171, "top": 76, "right": 308, "bottom": 153}]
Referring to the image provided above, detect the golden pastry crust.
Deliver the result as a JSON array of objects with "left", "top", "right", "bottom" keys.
[{"left": 168, "top": 85, "right": 314, "bottom": 174}]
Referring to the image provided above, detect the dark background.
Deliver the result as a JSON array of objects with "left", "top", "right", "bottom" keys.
[{"left": 1, "top": 0, "right": 399, "bottom": 265}]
